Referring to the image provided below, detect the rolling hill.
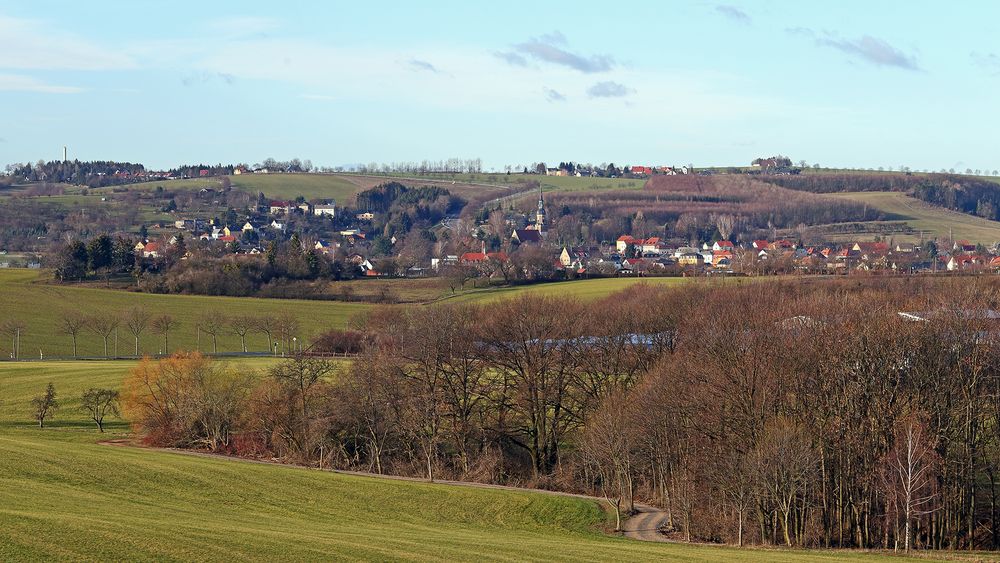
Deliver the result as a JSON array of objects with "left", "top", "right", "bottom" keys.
[{"left": 0, "top": 359, "right": 935, "bottom": 562}]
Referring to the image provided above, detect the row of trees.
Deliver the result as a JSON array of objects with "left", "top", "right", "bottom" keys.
[
  {"left": 122, "top": 277, "right": 1000, "bottom": 552},
  {"left": 8, "top": 308, "right": 306, "bottom": 359}
]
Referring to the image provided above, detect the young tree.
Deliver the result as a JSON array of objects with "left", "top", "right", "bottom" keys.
[
  {"left": 230, "top": 314, "right": 255, "bottom": 353},
  {"left": 59, "top": 310, "right": 87, "bottom": 358},
  {"left": 2, "top": 319, "right": 26, "bottom": 360},
  {"left": 31, "top": 383, "right": 58, "bottom": 428},
  {"left": 80, "top": 388, "right": 120, "bottom": 432},
  {"left": 124, "top": 306, "right": 151, "bottom": 356},
  {"left": 253, "top": 316, "right": 276, "bottom": 354},
  {"left": 882, "top": 415, "right": 939, "bottom": 552},
  {"left": 151, "top": 314, "right": 179, "bottom": 354},
  {"left": 198, "top": 312, "right": 225, "bottom": 354},
  {"left": 87, "top": 312, "right": 121, "bottom": 358}
]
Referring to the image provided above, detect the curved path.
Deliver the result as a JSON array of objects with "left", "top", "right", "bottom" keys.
[{"left": 100, "top": 440, "right": 671, "bottom": 543}]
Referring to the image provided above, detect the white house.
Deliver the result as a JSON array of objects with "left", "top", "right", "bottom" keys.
[{"left": 313, "top": 203, "right": 336, "bottom": 217}]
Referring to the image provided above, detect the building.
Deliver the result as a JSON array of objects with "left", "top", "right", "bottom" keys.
[
  {"left": 512, "top": 229, "right": 543, "bottom": 244},
  {"left": 313, "top": 203, "right": 336, "bottom": 217}
]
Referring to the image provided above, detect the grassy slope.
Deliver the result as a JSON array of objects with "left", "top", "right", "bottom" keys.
[
  {"left": 830, "top": 192, "right": 1000, "bottom": 244},
  {"left": 0, "top": 360, "right": 934, "bottom": 562},
  {"left": 0, "top": 270, "right": 369, "bottom": 358},
  {"left": 105, "top": 174, "right": 365, "bottom": 202},
  {"left": 447, "top": 277, "right": 694, "bottom": 304}
]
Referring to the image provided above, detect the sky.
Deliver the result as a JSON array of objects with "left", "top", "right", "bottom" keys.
[{"left": 1, "top": 0, "right": 1000, "bottom": 172}]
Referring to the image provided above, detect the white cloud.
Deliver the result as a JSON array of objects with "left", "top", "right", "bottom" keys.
[
  {"left": 0, "top": 73, "right": 83, "bottom": 93},
  {"left": 0, "top": 15, "right": 136, "bottom": 71}
]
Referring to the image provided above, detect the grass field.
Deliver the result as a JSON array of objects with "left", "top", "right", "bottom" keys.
[
  {"left": 830, "top": 192, "right": 1000, "bottom": 244},
  {"left": 447, "top": 276, "right": 697, "bottom": 304},
  {"left": 0, "top": 270, "right": 370, "bottom": 358},
  {"left": 0, "top": 359, "right": 942, "bottom": 561}
]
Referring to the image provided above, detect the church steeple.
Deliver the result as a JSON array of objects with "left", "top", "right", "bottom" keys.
[{"left": 535, "top": 186, "right": 546, "bottom": 230}]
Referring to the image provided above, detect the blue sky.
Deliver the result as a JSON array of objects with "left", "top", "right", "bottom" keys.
[{"left": 1, "top": 1, "right": 999, "bottom": 171}]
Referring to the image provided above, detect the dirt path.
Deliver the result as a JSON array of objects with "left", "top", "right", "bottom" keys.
[
  {"left": 98, "top": 440, "right": 669, "bottom": 542},
  {"left": 620, "top": 503, "right": 672, "bottom": 542}
]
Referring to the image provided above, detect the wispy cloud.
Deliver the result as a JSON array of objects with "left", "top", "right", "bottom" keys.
[
  {"left": 543, "top": 87, "right": 566, "bottom": 102},
  {"left": 808, "top": 32, "right": 920, "bottom": 70},
  {"left": 972, "top": 52, "right": 1000, "bottom": 75},
  {"left": 0, "top": 73, "right": 83, "bottom": 93},
  {"left": 587, "top": 81, "right": 635, "bottom": 98},
  {"left": 497, "top": 31, "right": 615, "bottom": 73},
  {"left": 0, "top": 15, "right": 136, "bottom": 71},
  {"left": 408, "top": 59, "right": 441, "bottom": 73},
  {"left": 715, "top": 5, "right": 750, "bottom": 24},
  {"left": 181, "top": 71, "right": 235, "bottom": 86}
]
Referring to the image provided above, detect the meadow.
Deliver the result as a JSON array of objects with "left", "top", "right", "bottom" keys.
[
  {"left": 830, "top": 191, "right": 1000, "bottom": 244},
  {"left": 0, "top": 270, "right": 369, "bottom": 358},
  {"left": 0, "top": 358, "right": 943, "bottom": 562}
]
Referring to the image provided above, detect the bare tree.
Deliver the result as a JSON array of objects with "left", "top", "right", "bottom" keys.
[
  {"left": 882, "top": 415, "right": 939, "bottom": 552},
  {"left": 59, "top": 310, "right": 87, "bottom": 358},
  {"left": 253, "top": 316, "right": 276, "bottom": 354},
  {"left": 275, "top": 313, "right": 300, "bottom": 355},
  {"left": 581, "top": 390, "right": 636, "bottom": 532},
  {"left": 1, "top": 318, "right": 26, "bottom": 360},
  {"left": 230, "top": 314, "right": 255, "bottom": 353},
  {"left": 87, "top": 312, "right": 121, "bottom": 358},
  {"left": 151, "top": 314, "right": 179, "bottom": 354},
  {"left": 80, "top": 388, "right": 120, "bottom": 432},
  {"left": 124, "top": 306, "right": 151, "bottom": 356},
  {"left": 31, "top": 382, "right": 58, "bottom": 428},
  {"left": 198, "top": 312, "right": 225, "bottom": 354}
]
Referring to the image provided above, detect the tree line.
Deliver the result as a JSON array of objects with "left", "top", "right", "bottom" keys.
[
  {"left": 2, "top": 308, "right": 306, "bottom": 359},
  {"left": 119, "top": 277, "right": 1000, "bottom": 553}
]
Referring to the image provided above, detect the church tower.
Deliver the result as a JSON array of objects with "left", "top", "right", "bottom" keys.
[{"left": 535, "top": 187, "right": 546, "bottom": 230}]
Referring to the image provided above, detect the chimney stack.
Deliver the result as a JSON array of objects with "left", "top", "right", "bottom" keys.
[{"left": 63, "top": 146, "right": 67, "bottom": 163}]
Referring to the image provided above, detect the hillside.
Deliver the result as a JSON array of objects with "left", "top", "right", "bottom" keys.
[
  {"left": 829, "top": 191, "right": 1000, "bottom": 244},
  {"left": 0, "top": 270, "right": 369, "bottom": 358},
  {"left": 0, "top": 359, "right": 933, "bottom": 561}
]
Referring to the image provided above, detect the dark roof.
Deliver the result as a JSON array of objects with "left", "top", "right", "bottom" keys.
[{"left": 513, "top": 229, "right": 542, "bottom": 243}]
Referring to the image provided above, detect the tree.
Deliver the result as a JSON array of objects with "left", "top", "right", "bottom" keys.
[
  {"left": 882, "top": 415, "right": 939, "bottom": 552},
  {"left": 2, "top": 319, "right": 26, "bottom": 360},
  {"left": 80, "top": 388, "right": 120, "bottom": 432},
  {"left": 230, "top": 314, "right": 255, "bottom": 353},
  {"left": 253, "top": 316, "right": 277, "bottom": 354},
  {"left": 582, "top": 390, "right": 636, "bottom": 531},
  {"left": 54, "top": 239, "right": 89, "bottom": 281},
  {"left": 151, "top": 314, "right": 179, "bottom": 354},
  {"left": 87, "top": 234, "right": 114, "bottom": 273},
  {"left": 124, "top": 306, "right": 151, "bottom": 356},
  {"left": 112, "top": 236, "right": 136, "bottom": 273},
  {"left": 198, "top": 312, "right": 225, "bottom": 354},
  {"left": 87, "top": 312, "right": 121, "bottom": 358},
  {"left": 59, "top": 310, "right": 87, "bottom": 358},
  {"left": 31, "top": 383, "right": 58, "bottom": 428}
]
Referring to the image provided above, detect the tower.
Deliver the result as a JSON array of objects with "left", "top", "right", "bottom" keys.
[
  {"left": 62, "top": 146, "right": 67, "bottom": 163},
  {"left": 535, "top": 186, "right": 546, "bottom": 230}
]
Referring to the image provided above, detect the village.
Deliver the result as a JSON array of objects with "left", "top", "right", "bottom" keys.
[{"left": 134, "top": 181, "right": 1000, "bottom": 286}]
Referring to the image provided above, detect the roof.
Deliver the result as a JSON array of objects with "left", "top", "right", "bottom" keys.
[
  {"left": 513, "top": 229, "right": 542, "bottom": 243},
  {"left": 715, "top": 240, "right": 734, "bottom": 248}
]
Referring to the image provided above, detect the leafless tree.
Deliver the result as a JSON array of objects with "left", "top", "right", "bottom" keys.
[
  {"left": 31, "top": 382, "right": 58, "bottom": 428},
  {"left": 124, "top": 306, "right": 151, "bottom": 356},
  {"left": 151, "top": 314, "right": 179, "bottom": 354},
  {"left": 230, "top": 314, "right": 255, "bottom": 353},
  {"left": 80, "top": 388, "right": 119, "bottom": 432},
  {"left": 87, "top": 312, "right": 121, "bottom": 358},
  {"left": 59, "top": 310, "right": 87, "bottom": 358},
  {"left": 198, "top": 311, "right": 225, "bottom": 354},
  {"left": 882, "top": 415, "right": 939, "bottom": 552}
]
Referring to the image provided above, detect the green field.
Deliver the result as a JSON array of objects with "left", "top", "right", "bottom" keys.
[
  {"left": 96, "top": 173, "right": 365, "bottom": 202},
  {"left": 830, "top": 191, "right": 1000, "bottom": 244},
  {"left": 0, "top": 359, "right": 939, "bottom": 561},
  {"left": 0, "top": 270, "right": 369, "bottom": 358},
  {"left": 447, "top": 277, "right": 695, "bottom": 304}
]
